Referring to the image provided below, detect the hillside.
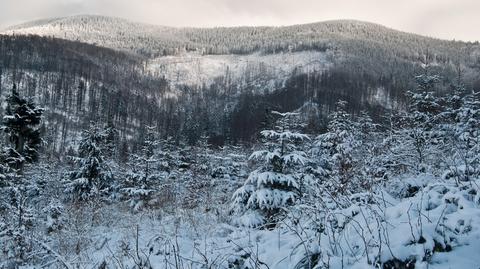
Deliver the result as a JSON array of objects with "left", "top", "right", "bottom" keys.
[
  {"left": 4, "top": 15, "right": 480, "bottom": 92},
  {"left": 0, "top": 34, "right": 172, "bottom": 152},
  {"left": 1, "top": 14, "right": 480, "bottom": 269},
  {"left": 3, "top": 15, "right": 478, "bottom": 58},
  {"left": 1, "top": 15, "right": 480, "bottom": 147}
]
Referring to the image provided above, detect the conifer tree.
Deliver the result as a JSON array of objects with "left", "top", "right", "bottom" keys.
[
  {"left": 0, "top": 140, "right": 13, "bottom": 185},
  {"left": 68, "top": 125, "right": 113, "bottom": 200},
  {"left": 446, "top": 90, "right": 480, "bottom": 181},
  {"left": 232, "top": 111, "right": 309, "bottom": 228},
  {"left": 121, "top": 126, "right": 162, "bottom": 211},
  {"left": 183, "top": 135, "right": 213, "bottom": 209},
  {"left": 442, "top": 66, "right": 467, "bottom": 124},
  {"left": 314, "top": 100, "right": 360, "bottom": 196},
  {"left": 401, "top": 64, "right": 442, "bottom": 172},
  {"left": 2, "top": 85, "right": 43, "bottom": 172},
  {"left": 354, "top": 111, "right": 382, "bottom": 189}
]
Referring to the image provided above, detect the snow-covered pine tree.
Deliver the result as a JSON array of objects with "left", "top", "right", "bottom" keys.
[
  {"left": 442, "top": 66, "right": 468, "bottom": 124},
  {"left": 0, "top": 159, "right": 7, "bottom": 184},
  {"left": 2, "top": 85, "right": 43, "bottom": 173},
  {"left": 435, "top": 68, "right": 467, "bottom": 160},
  {"left": 430, "top": 64, "right": 480, "bottom": 182},
  {"left": 121, "top": 125, "right": 163, "bottom": 211},
  {"left": 401, "top": 64, "right": 443, "bottom": 173},
  {"left": 314, "top": 100, "right": 360, "bottom": 196},
  {"left": 0, "top": 86, "right": 42, "bottom": 266},
  {"left": 183, "top": 135, "right": 214, "bottom": 210},
  {"left": 68, "top": 124, "right": 113, "bottom": 201},
  {"left": 445, "top": 89, "right": 480, "bottom": 181},
  {"left": 231, "top": 111, "right": 309, "bottom": 228},
  {"left": 353, "top": 111, "right": 383, "bottom": 190},
  {"left": 118, "top": 139, "right": 130, "bottom": 164},
  {"left": 210, "top": 146, "right": 249, "bottom": 205}
]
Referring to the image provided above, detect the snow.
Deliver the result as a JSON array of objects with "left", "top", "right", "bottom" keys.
[
  {"left": 2, "top": 15, "right": 480, "bottom": 269},
  {"left": 146, "top": 51, "right": 331, "bottom": 89},
  {"left": 252, "top": 171, "right": 298, "bottom": 188},
  {"left": 2, "top": 115, "right": 480, "bottom": 268},
  {"left": 12, "top": 176, "right": 477, "bottom": 268}
]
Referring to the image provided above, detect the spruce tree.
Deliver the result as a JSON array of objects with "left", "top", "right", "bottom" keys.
[
  {"left": 354, "top": 111, "right": 382, "bottom": 190},
  {"left": 183, "top": 135, "right": 214, "bottom": 210},
  {"left": 314, "top": 100, "right": 360, "bottom": 196},
  {"left": 68, "top": 125, "right": 113, "bottom": 200},
  {"left": 442, "top": 67, "right": 467, "bottom": 124},
  {"left": 448, "top": 90, "right": 480, "bottom": 181},
  {"left": 401, "top": 66, "right": 442, "bottom": 173},
  {"left": 231, "top": 111, "right": 309, "bottom": 228},
  {"left": 2, "top": 85, "right": 43, "bottom": 172},
  {"left": 121, "top": 126, "right": 162, "bottom": 211}
]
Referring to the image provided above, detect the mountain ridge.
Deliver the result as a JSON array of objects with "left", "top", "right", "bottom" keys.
[
  {"left": 0, "top": 15, "right": 470, "bottom": 43},
  {"left": 3, "top": 14, "right": 476, "bottom": 59}
]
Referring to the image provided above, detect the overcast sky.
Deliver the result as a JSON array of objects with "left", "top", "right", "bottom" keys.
[{"left": 1, "top": 0, "right": 478, "bottom": 41}]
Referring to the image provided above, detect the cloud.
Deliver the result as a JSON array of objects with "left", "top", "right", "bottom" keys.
[{"left": 0, "top": 0, "right": 478, "bottom": 41}]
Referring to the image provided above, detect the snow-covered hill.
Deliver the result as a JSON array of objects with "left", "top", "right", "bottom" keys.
[
  {"left": 2, "top": 15, "right": 480, "bottom": 150},
  {"left": 2, "top": 15, "right": 184, "bottom": 56},
  {"left": 3, "top": 15, "right": 477, "bottom": 59},
  {"left": 2, "top": 14, "right": 480, "bottom": 269},
  {"left": 2, "top": 15, "right": 336, "bottom": 88},
  {"left": 147, "top": 51, "right": 332, "bottom": 88},
  {"left": 4, "top": 15, "right": 479, "bottom": 89},
  {"left": 6, "top": 15, "right": 479, "bottom": 90}
]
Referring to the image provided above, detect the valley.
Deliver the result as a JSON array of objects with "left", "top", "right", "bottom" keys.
[{"left": 0, "top": 14, "right": 479, "bottom": 269}]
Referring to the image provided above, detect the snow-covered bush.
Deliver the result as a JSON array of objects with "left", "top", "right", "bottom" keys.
[
  {"left": 43, "top": 199, "right": 65, "bottom": 234},
  {"left": 0, "top": 186, "right": 36, "bottom": 267},
  {"left": 304, "top": 176, "right": 479, "bottom": 268}
]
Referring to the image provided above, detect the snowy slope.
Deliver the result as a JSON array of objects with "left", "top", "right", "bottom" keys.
[
  {"left": 147, "top": 51, "right": 333, "bottom": 88},
  {"left": 3, "top": 15, "right": 475, "bottom": 59},
  {"left": 4, "top": 15, "right": 479, "bottom": 91},
  {"left": 2, "top": 15, "right": 185, "bottom": 56}
]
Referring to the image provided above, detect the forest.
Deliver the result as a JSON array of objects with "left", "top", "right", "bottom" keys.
[
  {"left": 1, "top": 33, "right": 479, "bottom": 151},
  {"left": 0, "top": 16, "right": 479, "bottom": 268}
]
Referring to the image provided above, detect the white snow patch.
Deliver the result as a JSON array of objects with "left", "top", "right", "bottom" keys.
[{"left": 146, "top": 51, "right": 332, "bottom": 89}]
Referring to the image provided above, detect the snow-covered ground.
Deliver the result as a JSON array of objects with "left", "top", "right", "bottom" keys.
[
  {"left": 147, "top": 51, "right": 332, "bottom": 89},
  {"left": 10, "top": 175, "right": 477, "bottom": 269}
]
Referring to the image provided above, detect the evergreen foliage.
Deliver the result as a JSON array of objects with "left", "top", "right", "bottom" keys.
[
  {"left": 232, "top": 111, "right": 309, "bottom": 228},
  {"left": 121, "top": 126, "right": 164, "bottom": 211},
  {"left": 2, "top": 85, "right": 43, "bottom": 172},
  {"left": 67, "top": 124, "right": 113, "bottom": 200},
  {"left": 314, "top": 100, "right": 360, "bottom": 196}
]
